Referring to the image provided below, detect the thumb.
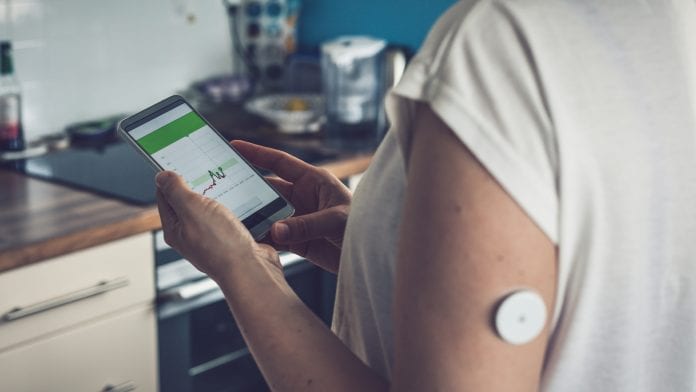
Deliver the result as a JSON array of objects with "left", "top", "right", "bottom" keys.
[
  {"left": 271, "top": 207, "right": 346, "bottom": 244},
  {"left": 156, "top": 171, "right": 197, "bottom": 217}
]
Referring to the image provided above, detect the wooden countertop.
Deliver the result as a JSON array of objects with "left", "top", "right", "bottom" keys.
[{"left": 0, "top": 155, "right": 371, "bottom": 273}]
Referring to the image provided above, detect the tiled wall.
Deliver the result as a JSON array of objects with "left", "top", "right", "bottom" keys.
[{"left": 1, "top": 0, "right": 233, "bottom": 141}]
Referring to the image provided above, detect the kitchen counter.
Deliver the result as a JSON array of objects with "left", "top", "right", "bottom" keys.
[{"left": 0, "top": 153, "right": 371, "bottom": 273}]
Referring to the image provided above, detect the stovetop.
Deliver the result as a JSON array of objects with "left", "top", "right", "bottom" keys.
[
  {"left": 19, "top": 142, "right": 158, "bottom": 205},
  {"left": 9, "top": 139, "right": 343, "bottom": 205}
]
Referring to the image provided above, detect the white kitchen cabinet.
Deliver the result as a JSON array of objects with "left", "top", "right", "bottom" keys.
[
  {"left": 0, "top": 232, "right": 158, "bottom": 391},
  {"left": 0, "top": 233, "right": 154, "bottom": 351},
  {"left": 0, "top": 303, "right": 157, "bottom": 392}
]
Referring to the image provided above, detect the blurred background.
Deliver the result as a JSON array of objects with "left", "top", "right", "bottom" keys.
[
  {"left": 0, "top": 1, "right": 453, "bottom": 391},
  {"left": 1, "top": 0, "right": 450, "bottom": 141}
]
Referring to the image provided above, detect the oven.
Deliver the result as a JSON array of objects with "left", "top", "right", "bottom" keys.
[{"left": 153, "top": 231, "right": 336, "bottom": 392}]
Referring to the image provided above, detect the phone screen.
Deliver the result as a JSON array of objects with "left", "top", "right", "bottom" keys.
[{"left": 127, "top": 101, "right": 281, "bottom": 221}]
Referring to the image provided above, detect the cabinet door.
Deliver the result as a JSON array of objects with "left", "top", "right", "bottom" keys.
[
  {"left": 0, "top": 304, "right": 158, "bottom": 392},
  {"left": 0, "top": 233, "right": 154, "bottom": 351}
]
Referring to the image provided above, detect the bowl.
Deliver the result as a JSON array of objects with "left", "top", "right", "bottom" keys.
[{"left": 245, "top": 94, "right": 325, "bottom": 134}]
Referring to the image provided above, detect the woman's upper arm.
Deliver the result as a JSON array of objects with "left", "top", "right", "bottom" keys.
[{"left": 391, "top": 104, "right": 557, "bottom": 391}]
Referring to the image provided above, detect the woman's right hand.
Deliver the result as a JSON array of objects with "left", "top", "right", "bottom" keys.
[{"left": 232, "top": 140, "right": 352, "bottom": 274}]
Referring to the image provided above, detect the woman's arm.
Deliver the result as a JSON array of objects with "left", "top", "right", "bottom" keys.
[
  {"left": 391, "top": 104, "right": 557, "bottom": 391},
  {"left": 214, "top": 251, "right": 387, "bottom": 391},
  {"left": 155, "top": 102, "right": 556, "bottom": 391},
  {"left": 156, "top": 172, "right": 386, "bottom": 391}
]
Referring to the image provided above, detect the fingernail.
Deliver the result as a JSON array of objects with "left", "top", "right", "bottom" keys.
[
  {"left": 274, "top": 222, "right": 289, "bottom": 241},
  {"left": 156, "top": 172, "right": 172, "bottom": 188}
]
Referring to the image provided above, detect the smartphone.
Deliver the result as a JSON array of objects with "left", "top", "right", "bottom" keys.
[{"left": 118, "top": 95, "right": 294, "bottom": 240}]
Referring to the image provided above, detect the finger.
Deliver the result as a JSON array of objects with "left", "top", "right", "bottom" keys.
[
  {"left": 156, "top": 188, "right": 177, "bottom": 226},
  {"left": 300, "top": 240, "right": 341, "bottom": 274},
  {"left": 271, "top": 207, "right": 346, "bottom": 244},
  {"left": 257, "top": 235, "right": 290, "bottom": 252},
  {"left": 156, "top": 188, "right": 178, "bottom": 231},
  {"left": 156, "top": 171, "right": 197, "bottom": 218},
  {"left": 265, "top": 177, "right": 293, "bottom": 200},
  {"left": 231, "top": 140, "right": 316, "bottom": 182},
  {"left": 156, "top": 188, "right": 181, "bottom": 247}
]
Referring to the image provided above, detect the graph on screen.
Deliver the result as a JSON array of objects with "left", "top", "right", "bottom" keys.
[
  {"left": 152, "top": 127, "right": 256, "bottom": 201},
  {"left": 200, "top": 167, "right": 226, "bottom": 195},
  {"left": 133, "top": 106, "right": 278, "bottom": 220}
]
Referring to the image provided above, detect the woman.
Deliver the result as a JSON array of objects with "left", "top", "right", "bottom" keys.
[{"left": 156, "top": 0, "right": 696, "bottom": 390}]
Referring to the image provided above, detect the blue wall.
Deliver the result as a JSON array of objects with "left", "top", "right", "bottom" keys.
[{"left": 297, "top": 0, "right": 455, "bottom": 52}]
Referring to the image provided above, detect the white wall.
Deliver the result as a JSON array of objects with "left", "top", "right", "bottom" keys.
[{"left": 0, "top": 0, "right": 233, "bottom": 141}]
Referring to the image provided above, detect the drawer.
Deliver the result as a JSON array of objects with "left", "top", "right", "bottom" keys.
[
  {"left": 0, "top": 233, "right": 154, "bottom": 351},
  {"left": 0, "top": 304, "right": 157, "bottom": 392}
]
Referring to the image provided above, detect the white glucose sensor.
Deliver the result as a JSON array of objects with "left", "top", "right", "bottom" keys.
[{"left": 494, "top": 290, "right": 547, "bottom": 345}]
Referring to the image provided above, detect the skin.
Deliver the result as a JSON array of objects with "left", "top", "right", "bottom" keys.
[
  {"left": 156, "top": 104, "right": 557, "bottom": 391},
  {"left": 234, "top": 140, "right": 352, "bottom": 274}
]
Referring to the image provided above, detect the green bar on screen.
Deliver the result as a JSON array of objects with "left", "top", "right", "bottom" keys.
[{"left": 137, "top": 111, "right": 205, "bottom": 154}]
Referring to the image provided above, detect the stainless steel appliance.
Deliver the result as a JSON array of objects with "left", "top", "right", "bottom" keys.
[{"left": 154, "top": 231, "right": 336, "bottom": 392}]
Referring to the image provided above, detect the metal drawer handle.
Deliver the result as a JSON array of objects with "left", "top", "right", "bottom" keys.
[
  {"left": 102, "top": 380, "right": 136, "bottom": 392},
  {"left": 161, "top": 277, "right": 219, "bottom": 302},
  {"left": 2, "top": 277, "right": 130, "bottom": 322}
]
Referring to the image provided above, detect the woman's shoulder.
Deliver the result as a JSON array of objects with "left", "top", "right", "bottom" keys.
[{"left": 413, "top": 0, "right": 547, "bottom": 69}]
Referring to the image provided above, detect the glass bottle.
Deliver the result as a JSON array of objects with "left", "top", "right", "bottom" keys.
[{"left": 0, "top": 41, "right": 25, "bottom": 151}]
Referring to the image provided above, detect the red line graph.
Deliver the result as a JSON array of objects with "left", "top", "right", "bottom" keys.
[{"left": 202, "top": 167, "right": 226, "bottom": 195}]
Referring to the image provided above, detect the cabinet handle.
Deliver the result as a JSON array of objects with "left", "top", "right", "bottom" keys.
[
  {"left": 161, "top": 277, "right": 219, "bottom": 302},
  {"left": 102, "top": 381, "right": 136, "bottom": 392},
  {"left": 2, "top": 277, "right": 130, "bottom": 322}
]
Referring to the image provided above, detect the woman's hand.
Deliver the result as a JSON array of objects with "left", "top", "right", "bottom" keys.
[
  {"left": 155, "top": 171, "right": 281, "bottom": 284},
  {"left": 232, "top": 140, "right": 352, "bottom": 274}
]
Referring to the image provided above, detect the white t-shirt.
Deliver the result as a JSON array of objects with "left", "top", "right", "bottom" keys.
[{"left": 332, "top": 0, "right": 696, "bottom": 390}]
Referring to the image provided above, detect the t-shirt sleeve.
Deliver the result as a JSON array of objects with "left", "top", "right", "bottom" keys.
[{"left": 389, "top": 0, "right": 559, "bottom": 243}]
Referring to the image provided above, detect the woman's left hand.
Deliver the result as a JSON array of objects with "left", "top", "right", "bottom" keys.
[{"left": 155, "top": 171, "right": 280, "bottom": 283}]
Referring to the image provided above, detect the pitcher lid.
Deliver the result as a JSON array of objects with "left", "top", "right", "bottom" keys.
[{"left": 321, "top": 36, "right": 387, "bottom": 65}]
